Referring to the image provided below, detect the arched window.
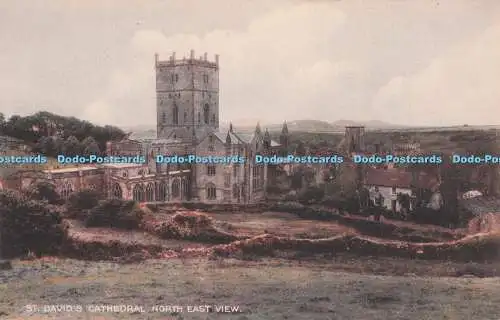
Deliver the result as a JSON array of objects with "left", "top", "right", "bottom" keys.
[
  {"left": 173, "top": 104, "right": 179, "bottom": 125},
  {"left": 184, "top": 111, "right": 187, "bottom": 122},
  {"left": 232, "top": 184, "right": 239, "bottom": 199},
  {"left": 133, "top": 184, "right": 145, "bottom": 202},
  {"left": 172, "top": 179, "right": 180, "bottom": 198},
  {"left": 198, "top": 112, "right": 201, "bottom": 124},
  {"left": 146, "top": 183, "right": 154, "bottom": 202},
  {"left": 162, "top": 112, "right": 166, "bottom": 123},
  {"left": 156, "top": 181, "right": 167, "bottom": 201},
  {"left": 206, "top": 183, "right": 217, "bottom": 200},
  {"left": 181, "top": 179, "right": 189, "bottom": 200},
  {"left": 112, "top": 183, "right": 122, "bottom": 199},
  {"left": 60, "top": 182, "right": 73, "bottom": 200},
  {"left": 203, "top": 104, "right": 210, "bottom": 124}
]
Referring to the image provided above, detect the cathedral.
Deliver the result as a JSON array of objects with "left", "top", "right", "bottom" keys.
[{"left": 19, "top": 50, "right": 284, "bottom": 204}]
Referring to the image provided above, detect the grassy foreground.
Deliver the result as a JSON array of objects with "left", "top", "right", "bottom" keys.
[{"left": 2, "top": 258, "right": 500, "bottom": 319}]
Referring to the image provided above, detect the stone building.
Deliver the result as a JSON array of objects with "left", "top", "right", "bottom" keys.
[{"left": 19, "top": 50, "right": 282, "bottom": 204}]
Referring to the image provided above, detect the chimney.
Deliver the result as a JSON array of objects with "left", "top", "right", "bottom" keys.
[
  {"left": 190, "top": 49, "right": 195, "bottom": 59},
  {"left": 204, "top": 52, "right": 208, "bottom": 61},
  {"left": 154, "top": 53, "right": 159, "bottom": 66},
  {"left": 172, "top": 51, "right": 176, "bottom": 61},
  {"left": 215, "top": 54, "right": 219, "bottom": 65}
]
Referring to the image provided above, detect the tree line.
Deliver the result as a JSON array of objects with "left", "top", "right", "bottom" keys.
[{"left": 0, "top": 111, "right": 126, "bottom": 157}]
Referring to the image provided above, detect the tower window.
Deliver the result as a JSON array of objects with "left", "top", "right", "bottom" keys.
[
  {"left": 198, "top": 112, "right": 201, "bottom": 124},
  {"left": 203, "top": 74, "right": 208, "bottom": 83},
  {"left": 173, "top": 104, "right": 179, "bottom": 125},
  {"left": 184, "top": 111, "right": 187, "bottom": 122},
  {"left": 175, "top": 74, "right": 179, "bottom": 82},
  {"left": 207, "top": 165, "right": 216, "bottom": 176},
  {"left": 162, "top": 112, "right": 166, "bottom": 123},
  {"left": 203, "top": 104, "right": 210, "bottom": 124}
]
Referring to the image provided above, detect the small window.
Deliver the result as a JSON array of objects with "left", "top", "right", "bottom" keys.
[
  {"left": 207, "top": 165, "right": 216, "bottom": 176},
  {"left": 224, "top": 173, "right": 231, "bottom": 188},
  {"left": 206, "top": 184, "right": 216, "bottom": 200},
  {"left": 175, "top": 74, "right": 179, "bottom": 82}
]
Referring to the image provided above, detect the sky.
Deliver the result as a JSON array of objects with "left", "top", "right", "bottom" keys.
[{"left": 1, "top": 0, "right": 499, "bottom": 127}]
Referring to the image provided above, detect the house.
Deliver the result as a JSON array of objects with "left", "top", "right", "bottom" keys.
[{"left": 364, "top": 167, "right": 440, "bottom": 212}]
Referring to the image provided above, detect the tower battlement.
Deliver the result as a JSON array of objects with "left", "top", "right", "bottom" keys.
[{"left": 155, "top": 50, "right": 219, "bottom": 68}]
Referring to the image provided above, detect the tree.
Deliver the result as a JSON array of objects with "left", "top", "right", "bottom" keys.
[
  {"left": 62, "top": 135, "right": 81, "bottom": 156},
  {"left": 0, "top": 111, "right": 126, "bottom": 157},
  {"left": 24, "top": 181, "right": 63, "bottom": 205},
  {"left": 81, "top": 136, "right": 101, "bottom": 156}
]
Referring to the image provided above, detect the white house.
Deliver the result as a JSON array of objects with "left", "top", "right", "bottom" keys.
[{"left": 364, "top": 168, "right": 439, "bottom": 212}]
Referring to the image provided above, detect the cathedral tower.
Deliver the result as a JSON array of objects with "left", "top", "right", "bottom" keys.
[{"left": 155, "top": 50, "right": 220, "bottom": 140}]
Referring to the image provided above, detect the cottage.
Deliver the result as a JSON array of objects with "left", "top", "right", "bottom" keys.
[{"left": 364, "top": 168, "right": 439, "bottom": 212}]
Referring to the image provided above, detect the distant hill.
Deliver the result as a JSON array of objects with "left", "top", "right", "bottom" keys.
[
  {"left": 228, "top": 119, "right": 408, "bottom": 133},
  {"left": 331, "top": 120, "right": 406, "bottom": 129},
  {"left": 123, "top": 119, "right": 408, "bottom": 137}
]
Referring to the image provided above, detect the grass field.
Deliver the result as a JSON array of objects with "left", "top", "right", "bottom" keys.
[
  {"left": 4, "top": 209, "right": 500, "bottom": 319},
  {"left": 2, "top": 258, "right": 500, "bottom": 319}
]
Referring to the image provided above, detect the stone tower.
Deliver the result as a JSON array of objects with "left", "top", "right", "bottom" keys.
[
  {"left": 344, "top": 126, "right": 365, "bottom": 190},
  {"left": 345, "top": 126, "right": 365, "bottom": 154},
  {"left": 155, "top": 50, "right": 220, "bottom": 140},
  {"left": 279, "top": 121, "right": 289, "bottom": 155}
]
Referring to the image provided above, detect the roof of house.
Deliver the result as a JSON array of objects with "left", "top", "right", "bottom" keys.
[
  {"left": 43, "top": 166, "right": 98, "bottom": 173},
  {"left": 364, "top": 168, "right": 439, "bottom": 190}
]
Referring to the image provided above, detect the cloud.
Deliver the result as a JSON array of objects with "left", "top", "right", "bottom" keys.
[
  {"left": 3, "top": 0, "right": 499, "bottom": 128},
  {"left": 371, "top": 23, "right": 500, "bottom": 126},
  {"left": 81, "top": 2, "right": 349, "bottom": 126}
]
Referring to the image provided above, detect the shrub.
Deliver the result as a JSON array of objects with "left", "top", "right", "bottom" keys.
[
  {"left": 0, "top": 189, "right": 68, "bottom": 258},
  {"left": 24, "top": 181, "right": 64, "bottom": 205},
  {"left": 84, "top": 199, "right": 144, "bottom": 230},
  {"left": 68, "top": 189, "right": 101, "bottom": 210},
  {"left": 297, "top": 186, "right": 325, "bottom": 205}
]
